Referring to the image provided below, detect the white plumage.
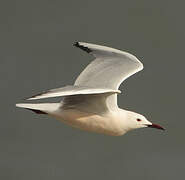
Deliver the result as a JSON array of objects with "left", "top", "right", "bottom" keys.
[{"left": 16, "top": 42, "right": 164, "bottom": 136}]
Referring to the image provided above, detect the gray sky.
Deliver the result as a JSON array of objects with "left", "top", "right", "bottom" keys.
[{"left": 0, "top": 0, "right": 184, "bottom": 179}]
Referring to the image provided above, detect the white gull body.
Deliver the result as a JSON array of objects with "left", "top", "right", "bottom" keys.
[{"left": 16, "top": 42, "right": 164, "bottom": 136}]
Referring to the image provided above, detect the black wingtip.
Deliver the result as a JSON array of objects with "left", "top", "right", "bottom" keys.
[
  {"left": 73, "top": 42, "right": 92, "bottom": 53},
  {"left": 25, "top": 108, "right": 48, "bottom": 114},
  {"left": 73, "top": 41, "right": 80, "bottom": 47}
]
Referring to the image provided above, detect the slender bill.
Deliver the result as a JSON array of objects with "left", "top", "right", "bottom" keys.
[{"left": 147, "top": 123, "right": 165, "bottom": 130}]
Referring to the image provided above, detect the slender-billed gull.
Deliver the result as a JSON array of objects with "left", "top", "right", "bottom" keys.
[{"left": 16, "top": 42, "right": 164, "bottom": 136}]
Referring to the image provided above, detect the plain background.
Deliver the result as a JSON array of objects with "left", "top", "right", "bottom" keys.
[{"left": 0, "top": 0, "right": 184, "bottom": 179}]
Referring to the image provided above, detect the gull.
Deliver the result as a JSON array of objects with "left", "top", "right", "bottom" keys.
[{"left": 16, "top": 42, "right": 165, "bottom": 136}]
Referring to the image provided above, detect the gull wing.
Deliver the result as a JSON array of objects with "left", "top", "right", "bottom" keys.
[
  {"left": 74, "top": 42, "right": 143, "bottom": 90},
  {"left": 73, "top": 42, "right": 143, "bottom": 109},
  {"left": 26, "top": 42, "right": 143, "bottom": 111},
  {"left": 26, "top": 85, "right": 120, "bottom": 100}
]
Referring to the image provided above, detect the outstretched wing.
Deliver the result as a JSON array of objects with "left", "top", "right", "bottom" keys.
[
  {"left": 26, "top": 42, "right": 143, "bottom": 111},
  {"left": 26, "top": 85, "right": 120, "bottom": 100},
  {"left": 74, "top": 42, "right": 143, "bottom": 90}
]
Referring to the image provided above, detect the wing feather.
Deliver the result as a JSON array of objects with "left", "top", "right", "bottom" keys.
[
  {"left": 26, "top": 42, "right": 143, "bottom": 112},
  {"left": 74, "top": 42, "right": 143, "bottom": 109},
  {"left": 74, "top": 42, "right": 143, "bottom": 89},
  {"left": 26, "top": 85, "right": 120, "bottom": 100}
]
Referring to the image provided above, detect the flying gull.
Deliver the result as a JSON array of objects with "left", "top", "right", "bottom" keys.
[{"left": 16, "top": 42, "right": 165, "bottom": 136}]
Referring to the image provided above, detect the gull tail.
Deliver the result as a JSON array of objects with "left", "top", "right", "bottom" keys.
[{"left": 16, "top": 103, "right": 61, "bottom": 115}]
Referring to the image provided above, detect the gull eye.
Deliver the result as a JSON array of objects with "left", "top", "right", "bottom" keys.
[{"left": 137, "top": 118, "right": 142, "bottom": 122}]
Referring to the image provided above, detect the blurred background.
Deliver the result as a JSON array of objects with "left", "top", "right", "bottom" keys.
[{"left": 0, "top": 0, "right": 184, "bottom": 179}]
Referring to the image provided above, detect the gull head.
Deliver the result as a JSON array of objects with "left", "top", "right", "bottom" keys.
[{"left": 124, "top": 111, "right": 165, "bottom": 132}]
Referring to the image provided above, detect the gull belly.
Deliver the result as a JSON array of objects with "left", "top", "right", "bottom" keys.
[{"left": 52, "top": 109, "right": 126, "bottom": 136}]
